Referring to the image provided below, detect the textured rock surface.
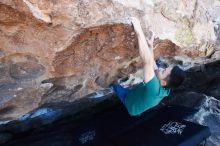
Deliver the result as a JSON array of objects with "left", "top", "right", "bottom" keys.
[
  {"left": 0, "top": 0, "right": 220, "bottom": 119},
  {"left": 1, "top": 60, "right": 220, "bottom": 145}
]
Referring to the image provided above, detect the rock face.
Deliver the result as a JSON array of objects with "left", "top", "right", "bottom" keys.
[
  {"left": 1, "top": 60, "right": 220, "bottom": 146},
  {"left": 0, "top": 0, "right": 220, "bottom": 119}
]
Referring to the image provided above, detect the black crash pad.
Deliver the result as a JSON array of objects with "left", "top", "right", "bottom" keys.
[
  {"left": 111, "top": 118, "right": 210, "bottom": 146},
  {"left": 4, "top": 105, "right": 210, "bottom": 146}
]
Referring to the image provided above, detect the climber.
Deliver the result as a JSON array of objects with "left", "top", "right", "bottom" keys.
[{"left": 112, "top": 17, "right": 185, "bottom": 116}]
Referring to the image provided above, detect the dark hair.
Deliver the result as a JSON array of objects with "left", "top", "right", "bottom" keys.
[{"left": 166, "top": 66, "right": 185, "bottom": 88}]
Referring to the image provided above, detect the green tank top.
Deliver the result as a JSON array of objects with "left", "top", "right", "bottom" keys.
[{"left": 125, "top": 75, "right": 170, "bottom": 116}]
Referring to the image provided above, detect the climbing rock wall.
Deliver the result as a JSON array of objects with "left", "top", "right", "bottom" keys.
[{"left": 0, "top": 0, "right": 220, "bottom": 119}]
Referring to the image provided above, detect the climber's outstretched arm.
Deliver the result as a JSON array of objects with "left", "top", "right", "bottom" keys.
[{"left": 131, "top": 18, "right": 155, "bottom": 83}]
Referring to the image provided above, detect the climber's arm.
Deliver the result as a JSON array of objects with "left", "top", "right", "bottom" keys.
[
  {"left": 147, "top": 32, "right": 159, "bottom": 71},
  {"left": 131, "top": 18, "right": 155, "bottom": 83}
]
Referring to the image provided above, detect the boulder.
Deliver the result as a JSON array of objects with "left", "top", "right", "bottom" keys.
[{"left": 0, "top": 0, "right": 220, "bottom": 119}]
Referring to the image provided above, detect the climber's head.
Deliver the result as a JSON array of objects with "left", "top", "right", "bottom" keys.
[{"left": 157, "top": 66, "right": 185, "bottom": 88}]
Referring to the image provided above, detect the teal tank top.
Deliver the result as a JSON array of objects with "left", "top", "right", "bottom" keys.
[{"left": 125, "top": 75, "right": 170, "bottom": 116}]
